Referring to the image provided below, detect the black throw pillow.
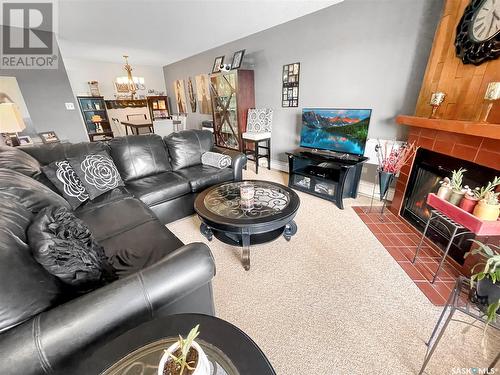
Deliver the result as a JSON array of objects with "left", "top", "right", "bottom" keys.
[
  {"left": 28, "top": 206, "right": 116, "bottom": 291},
  {"left": 42, "top": 160, "right": 89, "bottom": 209},
  {"left": 68, "top": 151, "right": 124, "bottom": 200}
]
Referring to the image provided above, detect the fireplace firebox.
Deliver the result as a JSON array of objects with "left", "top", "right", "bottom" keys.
[{"left": 401, "top": 148, "right": 498, "bottom": 264}]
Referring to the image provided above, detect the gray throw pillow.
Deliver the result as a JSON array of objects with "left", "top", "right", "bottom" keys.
[
  {"left": 42, "top": 160, "right": 89, "bottom": 209},
  {"left": 68, "top": 151, "right": 124, "bottom": 200},
  {"left": 201, "top": 151, "right": 232, "bottom": 169}
]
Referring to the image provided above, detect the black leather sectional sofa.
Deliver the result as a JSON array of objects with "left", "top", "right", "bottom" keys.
[{"left": 0, "top": 130, "right": 246, "bottom": 375}]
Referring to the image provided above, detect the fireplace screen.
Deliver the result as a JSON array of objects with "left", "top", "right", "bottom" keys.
[
  {"left": 400, "top": 148, "right": 497, "bottom": 265},
  {"left": 405, "top": 167, "right": 441, "bottom": 224}
]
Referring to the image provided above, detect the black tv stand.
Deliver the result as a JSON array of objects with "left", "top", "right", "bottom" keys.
[{"left": 286, "top": 149, "right": 368, "bottom": 209}]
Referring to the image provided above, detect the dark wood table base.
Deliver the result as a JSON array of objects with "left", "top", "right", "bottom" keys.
[{"left": 200, "top": 220, "right": 298, "bottom": 270}]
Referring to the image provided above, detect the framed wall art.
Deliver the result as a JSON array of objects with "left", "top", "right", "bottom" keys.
[
  {"left": 173, "top": 79, "right": 187, "bottom": 114},
  {"left": 212, "top": 56, "right": 224, "bottom": 73},
  {"left": 282, "top": 62, "right": 300, "bottom": 107},
  {"left": 195, "top": 74, "right": 212, "bottom": 114},
  {"left": 231, "top": 49, "right": 245, "bottom": 70}
]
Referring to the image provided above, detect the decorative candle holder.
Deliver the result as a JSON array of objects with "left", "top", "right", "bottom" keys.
[
  {"left": 429, "top": 92, "right": 446, "bottom": 119},
  {"left": 481, "top": 82, "right": 500, "bottom": 123},
  {"left": 240, "top": 182, "right": 255, "bottom": 209}
]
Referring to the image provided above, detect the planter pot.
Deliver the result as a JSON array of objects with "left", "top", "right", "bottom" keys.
[
  {"left": 448, "top": 190, "right": 465, "bottom": 206},
  {"left": 158, "top": 340, "right": 210, "bottom": 375},
  {"left": 378, "top": 171, "right": 395, "bottom": 201},
  {"left": 473, "top": 200, "right": 500, "bottom": 221},
  {"left": 459, "top": 195, "right": 479, "bottom": 213},
  {"left": 436, "top": 185, "right": 452, "bottom": 201},
  {"left": 476, "top": 277, "right": 500, "bottom": 306}
]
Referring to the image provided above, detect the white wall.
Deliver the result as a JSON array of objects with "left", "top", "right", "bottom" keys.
[{"left": 63, "top": 58, "right": 166, "bottom": 98}]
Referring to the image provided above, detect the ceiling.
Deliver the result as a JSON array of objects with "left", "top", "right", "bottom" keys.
[{"left": 57, "top": 0, "right": 342, "bottom": 66}]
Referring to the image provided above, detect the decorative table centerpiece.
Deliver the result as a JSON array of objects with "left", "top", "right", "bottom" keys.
[
  {"left": 459, "top": 186, "right": 479, "bottom": 213},
  {"left": 158, "top": 325, "right": 210, "bottom": 375},
  {"left": 448, "top": 168, "right": 467, "bottom": 206},
  {"left": 472, "top": 177, "right": 500, "bottom": 221},
  {"left": 239, "top": 182, "right": 255, "bottom": 209}
]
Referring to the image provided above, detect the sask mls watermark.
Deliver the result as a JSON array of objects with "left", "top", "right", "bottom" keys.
[{"left": 0, "top": 0, "right": 58, "bottom": 69}]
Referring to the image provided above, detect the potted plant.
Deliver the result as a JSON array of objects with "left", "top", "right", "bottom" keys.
[
  {"left": 459, "top": 186, "right": 479, "bottom": 213},
  {"left": 472, "top": 176, "right": 500, "bottom": 221},
  {"left": 158, "top": 325, "right": 210, "bottom": 375},
  {"left": 436, "top": 177, "right": 452, "bottom": 200},
  {"left": 465, "top": 240, "right": 500, "bottom": 325},
  {"left": 448, "top": 168, "right": 467, "bottom": 205}
]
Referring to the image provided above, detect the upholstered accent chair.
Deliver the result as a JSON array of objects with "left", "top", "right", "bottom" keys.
[{"left": 242, "top": 108, "right": 273, "bottom": 173}]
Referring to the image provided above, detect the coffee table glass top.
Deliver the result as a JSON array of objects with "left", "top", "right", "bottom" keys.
[
  {"left": 203, "top": 181, "right": 291, "bottom": 219},
  {"left": 101, "top": 337, "right": 238, "bottom": 375}
]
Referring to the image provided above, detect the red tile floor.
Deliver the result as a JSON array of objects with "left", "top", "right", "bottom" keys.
[{"left": 353, "top": 206, "right": 464, "bottom": 306}]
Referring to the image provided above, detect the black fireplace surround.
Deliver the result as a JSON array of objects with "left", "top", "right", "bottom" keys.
[{"left": 401, "top": 148, "right": 498, "bottom": 264}]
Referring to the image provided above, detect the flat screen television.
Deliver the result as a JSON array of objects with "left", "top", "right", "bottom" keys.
[{"left": 300, "top": 108, "right": 372, "bottom": 156}]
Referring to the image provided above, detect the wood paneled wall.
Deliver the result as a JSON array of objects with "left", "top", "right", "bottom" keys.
[{"left": 415, "top": 0, "right": 500, "bottom": 123}]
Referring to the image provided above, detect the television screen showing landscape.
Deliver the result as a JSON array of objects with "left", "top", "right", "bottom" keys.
[{"left": 300, "top": 108, "right": 371, "bottom": 155}]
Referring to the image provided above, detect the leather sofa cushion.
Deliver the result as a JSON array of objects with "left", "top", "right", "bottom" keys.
[
  {"left": 0, "top": 196, "right": 63, "bottom": 333},
  {"left": 102, "top": 219, "right": 185, "bottom": 277},
  {"left": 0, "top": 168, "right": 70, "bottom": 212},
  {"left": 174, "top": 164, "right": 233, "bottom": 192},
  {"left": 0, "top": 146, "right": 41, "bottom": 178},
  {"left": 75, "top": 197, "right": 157, "bottom": 242},
  {"left": 164, "top": 130, "right": 214, "bottom": 171},
  {"left": 126, "top": 172, "right": 191, "bottom": 206},
  {"left": 108, "top": 135, "right": 172, "bottom": 182},
  {"left": 20, "top": 142, "right": 109, "bottom": 166}
]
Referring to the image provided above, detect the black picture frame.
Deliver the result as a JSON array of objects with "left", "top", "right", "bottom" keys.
[
  {"left": 211, "top": 56, "right": 225, "bottom": 73},
  {"left": 282, "top": 62, "right": 300, "bottom": 108},
  {"left": 231, "top": 49, "right": 245, "bottom": 70},
  {"left": 38, "top": 131, "right": 60, "bottom": 144}
]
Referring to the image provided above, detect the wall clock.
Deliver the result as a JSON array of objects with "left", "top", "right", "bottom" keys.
[{"left": 455, "top": 0, "right": 500, "bottom": 65}]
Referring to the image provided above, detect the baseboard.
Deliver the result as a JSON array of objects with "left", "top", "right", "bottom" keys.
[
  {"left": 358, "top": 179, "right": 395, "bottom": 200},
  {"left": 270, "top": 160, "right": 288, "bottom": 172},
  {"left": 248, "top": 158, "right": 288, "bottom": 172}
]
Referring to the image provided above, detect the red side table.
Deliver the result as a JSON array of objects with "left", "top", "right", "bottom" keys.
[{"left": 412, "top": 193, "right": 500, "bottom": 283}]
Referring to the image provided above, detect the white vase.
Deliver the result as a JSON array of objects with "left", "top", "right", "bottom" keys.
[{"left": 158, "top": 340, "right": 210, "bottom": 375}]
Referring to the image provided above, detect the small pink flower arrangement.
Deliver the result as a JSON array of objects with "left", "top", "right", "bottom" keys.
[{"left": 375, "top": 140, "right": 418, "bottom": 175}]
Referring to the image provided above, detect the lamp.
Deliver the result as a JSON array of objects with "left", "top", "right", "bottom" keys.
[
  {"left": 91, "top": 114, "right": 103, "bottom": 133},
  {"left": 481, "top": 82, "right": 500, "bottom": 122},
  {"left": 429, "top": 92, "right": 446, "bottom": 119},
  {"left": 0, "top": 103, "right": 26, "bottom": 146}
]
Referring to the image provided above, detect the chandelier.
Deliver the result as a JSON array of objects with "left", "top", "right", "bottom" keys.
[{"left": 115, "top": 55, "right": 145, "bottom": 99}]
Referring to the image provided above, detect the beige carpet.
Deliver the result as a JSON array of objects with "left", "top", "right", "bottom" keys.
[{"left": 167, "top": 165, "right": 499, "bottom": 374}]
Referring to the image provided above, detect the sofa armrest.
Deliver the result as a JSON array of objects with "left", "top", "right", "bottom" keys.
[
  {"left": 212, "top": 146, "right": 247, "bottom": 181},
  {"left": 0, "top": 242, "right": 215, "bottom": 375}
]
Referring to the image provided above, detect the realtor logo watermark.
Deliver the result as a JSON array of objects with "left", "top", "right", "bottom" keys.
[{"left": 1, "top": 0, "right": 58, "bottom": 69}]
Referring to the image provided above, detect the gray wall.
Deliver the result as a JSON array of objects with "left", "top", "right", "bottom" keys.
[
  {"left": 0, "top": 31, "right": 87, "bottom": 143},
  {"left": 163, "top": 0, "right": 443, "bottom": 165}
]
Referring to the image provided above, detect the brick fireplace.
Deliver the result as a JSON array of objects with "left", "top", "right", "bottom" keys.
[
  {"left": 390, "top": 119, "right": 500, "bottom": 215},
  {"left": 389, "top": 117, "right": 500, "bottom": 273}
]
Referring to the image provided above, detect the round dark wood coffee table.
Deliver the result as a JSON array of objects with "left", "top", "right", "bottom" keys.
[
  {"left": 194, "top": 180, "right": 300, "bottom": 270},
  {"left": 62, "top": 314, "right": 276, "bottom": 375}
]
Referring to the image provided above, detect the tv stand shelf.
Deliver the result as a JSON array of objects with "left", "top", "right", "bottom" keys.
[{"left": 286, "top": 150, "right": 367, "bottom": 209}]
